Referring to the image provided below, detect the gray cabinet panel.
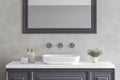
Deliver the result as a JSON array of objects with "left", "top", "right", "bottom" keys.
[
  {"left": 92, "top": 71, "right": 114, "bottom": 80},
  {"left": 33, "top": 70, "right": 87, "bottom": 80},
  {"left": 33, "top": 70, "right": 87, "bottom": 77},
  {"left": 96, "top": 77, "right": 109, "bottom": 80},
  {"left": 8, "top": 71, "right": 30, "bottom": 80},
  {"left": 36, "top": 77, "right": 84, "bottom": 80}
]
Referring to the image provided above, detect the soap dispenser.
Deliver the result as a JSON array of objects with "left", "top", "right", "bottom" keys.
[
  {"left": 26, "top": 48, "right": 30, "bottom": 58},
  {"left": 29, "top": 48, "right": 36, "bottom": 63},
  {"left": 20, "top": 48, "right": 30, "bottom": 64}
]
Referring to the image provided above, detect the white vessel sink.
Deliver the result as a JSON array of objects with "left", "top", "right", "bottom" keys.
[{"left": 42, "top": 54, "right": 80, "bottom": 65}]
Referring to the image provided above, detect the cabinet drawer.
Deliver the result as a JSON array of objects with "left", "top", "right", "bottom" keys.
[
  {"left": 8, "top": 71, "right": 30, "bottom": 80},
  {"left": 33, "top": 70, "right": 88, "bottom": 77},
  {"left": 92, "top": 70, "right": 114, "bottom": 80},
  {"left": 33, "top": 70, "right": 88, "bottom": 80}
]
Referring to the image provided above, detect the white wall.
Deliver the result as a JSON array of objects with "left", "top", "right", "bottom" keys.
[{"left": 0, "top": 0, "right": 120, "bottom": 80}]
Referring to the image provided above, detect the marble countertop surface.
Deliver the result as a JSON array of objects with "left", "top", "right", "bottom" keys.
[{"left": 6, "top": 61, "right": 115, "bottom": 69}]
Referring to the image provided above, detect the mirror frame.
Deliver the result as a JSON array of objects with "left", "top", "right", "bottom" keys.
[{"left": 22, "top": 0, "right": 97, "bottom": 34}]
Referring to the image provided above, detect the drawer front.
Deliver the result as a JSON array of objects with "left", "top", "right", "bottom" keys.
[
  {"left": 33, "top": 70, "right": 88, "bottom": 80},
  {"left": 92, "top": 71, "right": 114, "bottom": 80},
  {"left": 8, "top": 71, "right": 30, "bottom": 80},
  {"left": 33, "top": 70, "right": 88, "bottom": 77},
  {"left": 35, "top": 77, "right": 84, "bottom": 80}
]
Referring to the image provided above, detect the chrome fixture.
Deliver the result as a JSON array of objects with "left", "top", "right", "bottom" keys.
[
  {"left": 69, "top": 42, "right": 75, "bottom": 48},
  {"left": 46, "top": 42, "right": 52, "bottom": 49}
]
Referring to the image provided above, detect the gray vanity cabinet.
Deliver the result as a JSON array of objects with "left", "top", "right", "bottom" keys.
[
  {"left": 7, "top": 70, "right": 30, "bottom": 80},
  {"left": 6, "top": 69, "right": 114, "bottom": 80}
]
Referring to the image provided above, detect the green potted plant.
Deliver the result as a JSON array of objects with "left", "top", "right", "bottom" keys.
[{"left": 87, "top": 49, "right": 102, "bottom": 63}]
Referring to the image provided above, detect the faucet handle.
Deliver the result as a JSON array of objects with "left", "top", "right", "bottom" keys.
[
  {"left": 57, "top": 43, "right": 63, "bottom": 49},
  {"left": 46, "top": 42, "right": 52, "bottom": 49},
  {"left": 69, "top": 42, "right": 75, "bottom": 48}
]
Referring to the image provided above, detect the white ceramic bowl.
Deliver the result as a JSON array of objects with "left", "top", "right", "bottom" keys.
[{"left": 42, "top": 54, "right": 80, "bottom": 65}]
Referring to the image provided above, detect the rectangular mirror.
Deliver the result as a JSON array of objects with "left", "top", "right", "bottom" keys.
[{"left": 23, "top": 0, "right": 97, "bottom": 33}]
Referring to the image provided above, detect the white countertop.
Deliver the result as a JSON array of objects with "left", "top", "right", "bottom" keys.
[{"left": 6, "top": 61, "right": 115, "bottom": 69}]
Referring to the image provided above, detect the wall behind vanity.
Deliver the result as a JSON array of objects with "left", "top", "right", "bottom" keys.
[{"left": 0, "top": 0, "right": 120, "bottom": 80}]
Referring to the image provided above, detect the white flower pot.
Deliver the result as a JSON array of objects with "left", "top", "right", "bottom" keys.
[{"left": 92, "top": 57, "right": 98, "bottom": 63}]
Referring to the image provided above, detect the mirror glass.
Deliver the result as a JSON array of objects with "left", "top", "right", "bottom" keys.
[{"left": 28, "top": 0, "right": 91, "bottom": 28}]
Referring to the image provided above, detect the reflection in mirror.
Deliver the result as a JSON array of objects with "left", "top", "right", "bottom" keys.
[
  {"left": 28, "top": 6, "right": 91, "bottom": 28},
  {"left": 28, "top": 0, "right": 91, "bottom": 28}
]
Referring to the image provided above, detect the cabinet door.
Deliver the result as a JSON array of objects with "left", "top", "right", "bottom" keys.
[
  {"left": 92, "top": 71, "right": 114, "bottom": 80},
  {"left": 33, "top": 70, "right": 88, "bottom": 80},
  {"left": 8, "top": 71, "right": 30, "bottom": 80}
]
